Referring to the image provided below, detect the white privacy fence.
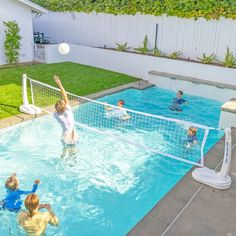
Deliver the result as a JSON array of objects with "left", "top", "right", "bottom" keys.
[{"left": 33, "top": 12, "right": 236, "bottom": 60}]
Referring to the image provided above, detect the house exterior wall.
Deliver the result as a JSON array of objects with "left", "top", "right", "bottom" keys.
[{"left": 0, "top": 0, "right": 34, "bottom": 65}]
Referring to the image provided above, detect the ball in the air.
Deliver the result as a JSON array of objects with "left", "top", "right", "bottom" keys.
[{"left": 58, "top": 43, "right": 70, "bottom": 55}]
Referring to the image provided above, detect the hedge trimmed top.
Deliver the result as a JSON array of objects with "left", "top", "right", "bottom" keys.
[{"left": 32, "top": 0, "right": 236, "bottom": 20}]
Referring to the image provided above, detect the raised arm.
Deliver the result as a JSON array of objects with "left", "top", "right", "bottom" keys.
[
  {"left": 18, "top": 180, "right": 40, "bottom": 195},
  {"left": 53, "top": 75, "right": 69, "bottom": 105},
  {"left": 40, "top": 204, "right": 59, "bottom": 226}
]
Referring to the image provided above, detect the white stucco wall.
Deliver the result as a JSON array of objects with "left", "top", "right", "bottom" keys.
[
  {"left": 34, "top": 44, "right": 236, "bottom": 102},
  {"left": 43, "top": 44, "right": 236, "bottom": 86},
  {"left": 0, "top": 0, "right": 34, "bottom": 65}
]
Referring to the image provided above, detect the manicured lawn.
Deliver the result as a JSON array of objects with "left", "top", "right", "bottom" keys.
[{"left": 0, "top": 62, "right": 138, "bottom": 119}]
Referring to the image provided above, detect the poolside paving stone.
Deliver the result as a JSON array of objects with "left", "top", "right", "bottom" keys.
[
  {"left": 127, "top": 215, "right": 167, "bottom": 236},
  {"left": 128, "top": 129, "right": 236, "bottom": 236}
]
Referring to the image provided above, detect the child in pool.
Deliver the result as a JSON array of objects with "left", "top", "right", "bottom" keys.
[
  {"left": 169, "top": 90, "right": 186, "bottom": 112},
  {"left": 0, "top": 173, "right": 40, "bottom": 212},
  {"left": 187, "top": 127, "right": 198, "bottom": 148},
  {"left": 53, "top": 75, "right": 79, "bottom": 158},
  {"left": 18, "top": 193, "right": 59, "bottom": 236},
  {"left": 105, "top": 99, "right": 131, "bottom": 120}
]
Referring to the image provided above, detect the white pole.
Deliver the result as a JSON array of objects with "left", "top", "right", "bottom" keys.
[
  {"left": 30, "top": 80, "right": 35, "bottom": 106},
  {"left": 219, "top": 128, "right": 232, "bottom": 178},
  {"left": 200, "top": 128, "right": 209, "bottom": 166},
  {"left": 22, "top": 74, "right": 28, "bottom": 106}
]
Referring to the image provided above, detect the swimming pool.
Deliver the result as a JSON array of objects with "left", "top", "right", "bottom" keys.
[{"left": 0, "top": 86, "right": 223, "bottom": 235}]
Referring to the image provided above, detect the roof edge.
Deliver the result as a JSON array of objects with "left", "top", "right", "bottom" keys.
[{"left": 17, "top": 0, "right": 48, "bottom": 14}]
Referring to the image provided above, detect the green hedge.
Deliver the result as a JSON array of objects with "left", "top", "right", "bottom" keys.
[{"left": 32, "top": 0, "right": 236, "bottom": 20}]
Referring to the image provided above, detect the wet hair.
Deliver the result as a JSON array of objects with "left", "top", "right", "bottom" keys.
[
  {"left": 25, "top": 194, "right": 39, "bottom": 218},
  {"left": 178, "top": 90, "right": 183, "bottom": 95},
  {"left": 118, "top": 99, "right": 125, "bottom": 106},
  {"left": 55, "top": 100, "right": 66, "bottom": 114},
  {"left": 189, "top": 127, "right": 197, "bottom": 135},
  {"left": 5, "top": 174, "right": 18, "bottom": 190}
]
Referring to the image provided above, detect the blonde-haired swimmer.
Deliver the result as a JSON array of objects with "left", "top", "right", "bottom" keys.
[
  {"left": 53, "top": 75, "right": 78, "bottom": 158},
  {"left": 18, "top": 193, "right": 59, "bottom": 236},
  {"left": 0, "top": 173, "right": 40, "bottom": 212},
  {"left": 186, "top": 126, "right": 198, "bottom": 148},
  {"left": 105, "top": 99, "right": 131, "bottom": 120}
]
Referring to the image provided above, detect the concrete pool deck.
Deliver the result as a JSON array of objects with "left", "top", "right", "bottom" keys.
[{"left": 128, "top": 128, "right": 236, "bottom": 236}]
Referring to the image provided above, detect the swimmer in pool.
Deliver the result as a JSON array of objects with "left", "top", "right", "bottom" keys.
[
  {"left": 0, "top": 173, "right": 40, "bottom": 212},
  {"left": 18, "top": 193, "right": 59, "bottom": 236},
  {"left": 169, "top": 90, "right": 186, "bottom": 112},
  {"left": 53, "top": 75, "right": 78, "bottom": 158},
  {"left": 186, "top": 126, "right": 198, "bottom": 148},
  {"left": 105, "top": 99, "right": 131, "bottom": 120}
]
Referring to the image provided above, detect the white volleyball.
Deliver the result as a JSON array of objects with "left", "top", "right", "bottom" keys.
[{"left": 58, "top": 43, "right": 70, "bottom": 55}]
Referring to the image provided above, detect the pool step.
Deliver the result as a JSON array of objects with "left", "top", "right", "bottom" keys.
[
  {"left": 147, "top": 70, "right": 236, "bottom": 103},
  {"left": 131, "top": 80, "right": 155, "bottom": 90},
  {"left": 148, "top": 70, "right": 236, "bottom": 90},
  {"left": 87, "top": 80, "right": 154, "bottom": 99}
]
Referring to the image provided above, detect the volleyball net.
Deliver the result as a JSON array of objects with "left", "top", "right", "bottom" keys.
[{"left": 25, "top": 76, "right": 225, "bottom": 167}]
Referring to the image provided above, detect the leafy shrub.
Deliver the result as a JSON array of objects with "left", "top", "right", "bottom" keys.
[
  {"left": 152, "top": 48, "right": 163, "bottom": 57},
  {"left": 169, "top": 51, "right": 181, "bottom": 59},
  {"left": 197, "top": 53, "right": 216, "bottom": 64},
  {"left": 32, "top": 0, "right": 236, "bottom": 20},
  {"left": 115, "top": 42, "right": 130, "bottom": 51},
  {"left": 3, "top": 21, "right": 22, "bottom": 64},
  {"left": 134, "top": 35, "right": 150, "bottom": 55},
  {"left": 222, "top": 47, "right": 236, "bottom": 68}
]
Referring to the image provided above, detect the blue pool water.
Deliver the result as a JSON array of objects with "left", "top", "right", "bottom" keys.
[{"left": 0, "top": 87, "right": 223, "bottom": 236}]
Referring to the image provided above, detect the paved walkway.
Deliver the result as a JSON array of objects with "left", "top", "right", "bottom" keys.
[{"left": 128, "top": 129, "right": 236, "bottom": 236}]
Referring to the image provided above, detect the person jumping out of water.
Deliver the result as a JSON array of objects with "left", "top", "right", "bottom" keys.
[{"left": 53, "top": 75, "right": 78, "bottom": 159}]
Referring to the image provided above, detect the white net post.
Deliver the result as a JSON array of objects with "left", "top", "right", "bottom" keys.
[
  {"left": 219, "top": 128, "right": 232, "bottom": 178},
  {"left": 200, "top": 128, "right": 209, "bottom": 166},
  {"left": 20, "top": 74, "right": 42, "bottom": 115},
  {"left": 192, "top": 128, "right": 232, "bottom": 189},
  {"left": 22, "top": 74, "right": 29, "bottom": 106}
]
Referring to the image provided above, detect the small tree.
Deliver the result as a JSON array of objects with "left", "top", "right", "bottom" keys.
[{"left": 3, "top": 21, "right": 22, "bottom": 64}]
